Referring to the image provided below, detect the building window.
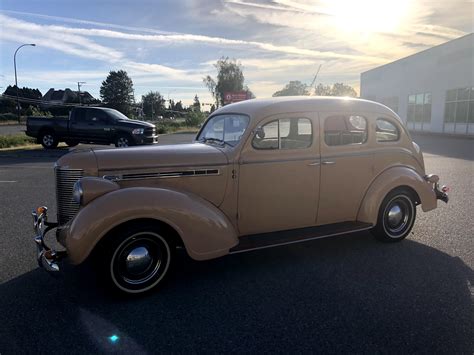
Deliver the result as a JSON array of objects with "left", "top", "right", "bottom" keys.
[
  {"left": 378, "top": 96, "right": 399, "bottom": 113},
  {"left": 407, "top": 92, "right": 431, "bottom": 123},
  {"left": 444, "top": 87, "right": 474, "bottom": 124},
  {"left": 324, "top": 115, "right": 367, "bottom": 146}
]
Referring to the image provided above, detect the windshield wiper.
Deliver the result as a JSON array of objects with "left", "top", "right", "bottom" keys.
[{"left": 200, "top": 137, "right": 229, "bottom": 146}]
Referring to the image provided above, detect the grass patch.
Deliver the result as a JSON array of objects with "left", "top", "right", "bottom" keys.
[{"left": 0, "top": 134, "right": 37, "bottom": 149}]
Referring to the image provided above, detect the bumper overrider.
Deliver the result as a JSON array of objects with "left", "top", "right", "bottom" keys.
[
  {"left": 424, "top": 174, "right": 449, "bottom": 203},
  {"left": 33, "top": 206, "right": 65, "bottom": 272}
]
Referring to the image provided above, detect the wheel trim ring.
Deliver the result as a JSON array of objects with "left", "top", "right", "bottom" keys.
[
  {"left": 382, "top": 195, "right": 414, "bottom": 238},
  {"left": 110, "top": 232, "right": 171, "bottom": 293}
]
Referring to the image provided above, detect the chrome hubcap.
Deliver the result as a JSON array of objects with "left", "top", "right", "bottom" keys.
[
  {"left": 387, "top": 204, "right": 403, "bottom": 227},
  {"left": 125, "top": 246, "right": 153, "bottom": 275}
]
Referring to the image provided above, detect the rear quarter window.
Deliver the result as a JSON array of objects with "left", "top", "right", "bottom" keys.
[{"left": 376, "top": 118, "right": 400, "bottom": 142}]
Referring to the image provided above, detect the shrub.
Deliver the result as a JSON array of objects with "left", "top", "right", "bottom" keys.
[
  {"left": 185, "top": 111, "right": 206, "bottom": 127},
  {"left": 0, "top": 134, "right": 36, "bottom": 148},
  {"left": 0, "top": 113, "right": 18, "bottom": 121}
]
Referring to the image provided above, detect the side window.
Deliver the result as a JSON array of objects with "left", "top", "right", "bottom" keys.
[
  {"left": 324, "top": 115, "right": 367, "bottom": 146},
  {"left": 376, "top": 118, "right": 400, "bottom": 142},
  {"left": 86, "top": 109, "right": 108, "bottom": 124},
  {"left": 253, "top": 118, "right": 312, "bottom": 150}
]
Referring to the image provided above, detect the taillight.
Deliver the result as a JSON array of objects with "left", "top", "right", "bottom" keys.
[{"left": 441, "top": 186, "right": 450, "bottom": 193}]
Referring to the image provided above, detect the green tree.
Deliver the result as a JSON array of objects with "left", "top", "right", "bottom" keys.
[
  {"left": 192, "top": 94, "right": 201, "bottom": 112},
  {"left": 203, "top": 57, "right": 248, "bottom": 107},
  {"left": 142, "top": 91, "right": 165, "bottom": 119},
  {"left": 100, "top": 70, "right": 135, "bottom": 115},
  {"left": 313, "top": 83, "right": 357, "bottom": 97},
  {"left": 185, "top": 111, "right": 206, "bottom": 126},
  {"left": 272, "top": 81, "right": 309, "bottom": 97}
]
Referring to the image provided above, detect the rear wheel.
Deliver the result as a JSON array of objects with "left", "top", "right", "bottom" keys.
[
  {"left": 39, "top": 131, "right": 58, "bottom": 149},
  {"left": 65, "top": 140, "right": 79, "bottom": 147},
  {"left": 372, "top": 189, "right": 416, "bottom": 242},
  {"left": 99, "top": 224, "right": 174, "bottom": 295}
]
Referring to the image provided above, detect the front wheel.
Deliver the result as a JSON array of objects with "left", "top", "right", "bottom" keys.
[
  {"left": 115, "top": 134, "right": 133, "bottom": 148},
  {"left": 372, "top": 189, "right": 417, "bottom": 242},
  {"left": 99, "top": 224, "right": 174, "bottom": 295}
]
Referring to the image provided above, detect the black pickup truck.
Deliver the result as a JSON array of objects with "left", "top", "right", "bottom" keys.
[{"left": 26, "top": 107, "right": 158, "bottom": 149}]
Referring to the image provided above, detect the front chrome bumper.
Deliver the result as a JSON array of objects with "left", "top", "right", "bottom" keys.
[{"left": 33, "top": 206, "right": 66, "bottom": 272}]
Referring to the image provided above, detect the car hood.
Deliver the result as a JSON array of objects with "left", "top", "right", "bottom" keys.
[
  {"left": 117, "top": 119, "right": 155, "bottom": 129},
  {"left": 94, "top": 143, "right": 228, "bottom": 173}
]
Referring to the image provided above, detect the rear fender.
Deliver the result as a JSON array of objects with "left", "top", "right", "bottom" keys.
[
  {"left": 66, "top": 187, "right": 238, "bottom": 264},
  {"left": 357, "top": 166, "right": 437, "bottom": 225}
]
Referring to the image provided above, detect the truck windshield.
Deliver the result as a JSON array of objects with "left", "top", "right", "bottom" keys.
[
  {"left": 102, "top": 108, "right": 130, "bottom": 121},
  {"left": 197, "top": 114, "right": 249, "bottom": 147}
]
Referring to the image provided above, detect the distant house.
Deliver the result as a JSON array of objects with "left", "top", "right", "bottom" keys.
[{"left": 41, "top": 88, "right": 96, "bottom": 106}]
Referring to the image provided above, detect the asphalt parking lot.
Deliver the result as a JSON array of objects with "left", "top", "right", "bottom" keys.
[{"left": 0, "top": 133, "right": 472, "bottom": 353}]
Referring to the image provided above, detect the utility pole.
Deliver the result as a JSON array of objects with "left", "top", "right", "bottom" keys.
[
  {"left": 14, "top": 43, "right": 36, "bottom": 123},
  {"left": 309, "top": 64, "right": 322, "bottom": 96},
  {"left": 77, "top": 82, "right": 86, "bottom": 105}
]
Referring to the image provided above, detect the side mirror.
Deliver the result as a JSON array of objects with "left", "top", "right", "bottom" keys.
[{"left": 254, "top": 127, "right": 265, "bottom": 139}]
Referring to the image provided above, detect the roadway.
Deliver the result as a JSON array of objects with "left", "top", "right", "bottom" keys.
[{"left": 0, "top": 133, "right": 472, "bottom": 353}]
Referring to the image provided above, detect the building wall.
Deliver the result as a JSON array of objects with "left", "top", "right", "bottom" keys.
[{"left": 360, "top": 34, "right": 474, "bottom": 135}]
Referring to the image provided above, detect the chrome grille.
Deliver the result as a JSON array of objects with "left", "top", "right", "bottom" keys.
[{"left": 55, "top": 168, "right": 84, "bottom": 225}]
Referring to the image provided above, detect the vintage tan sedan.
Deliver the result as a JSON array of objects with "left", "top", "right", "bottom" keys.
[{"left": 33, "top": 97, "right": 449, "bottom": 294}]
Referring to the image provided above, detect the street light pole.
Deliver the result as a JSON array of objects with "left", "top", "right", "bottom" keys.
[{"left": 14, "top": 43, "right": 36, "bottom": 123}]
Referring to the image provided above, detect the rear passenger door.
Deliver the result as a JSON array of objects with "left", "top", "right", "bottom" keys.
[{"left": 317, "top": 112, "right": 374, "bottom": 225}]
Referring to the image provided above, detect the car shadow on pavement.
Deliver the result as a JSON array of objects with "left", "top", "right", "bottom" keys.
[{"left": 0, "top": 232, "right": 472, "bottom": 354}]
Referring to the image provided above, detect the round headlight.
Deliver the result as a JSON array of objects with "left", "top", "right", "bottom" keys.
[{"left": 72, "top": 181, "right": 84, "bottom": 205}]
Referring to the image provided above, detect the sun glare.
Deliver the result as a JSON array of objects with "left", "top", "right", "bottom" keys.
[{"left": 323, "top": 0, "right": 412, "bottom": 34}]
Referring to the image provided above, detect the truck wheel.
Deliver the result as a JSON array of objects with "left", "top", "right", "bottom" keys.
[
  {"left": 39, "top": 131, "right": 58, "bottom": 149},
  {"left": 115, "top": 134, "right": 133, "bottom": 148},
  {"left": 65, "top": 140, "right": 79, "bottom": 147},
  {"left": 372, "top": 189, "right": 416, "bottom": 242},
  {"left": 99, "top": 224, "right": 174, "bottom": 295}
]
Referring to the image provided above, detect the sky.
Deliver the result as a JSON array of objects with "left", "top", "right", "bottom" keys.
[{"left": 0, "top": 0, "right": 472, "bottom": 106}]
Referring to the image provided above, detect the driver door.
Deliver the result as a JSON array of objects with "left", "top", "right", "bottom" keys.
[{"left": 237, "top": 113, "right": 320, "bottom": 235}]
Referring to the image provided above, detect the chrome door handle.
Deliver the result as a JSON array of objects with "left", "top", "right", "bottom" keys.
[
  {"left": 308, "top": 161, "right": 320, "bottom": 166},
  {"left": 322, "top": 161, "right": 336, "bottom": 165}
]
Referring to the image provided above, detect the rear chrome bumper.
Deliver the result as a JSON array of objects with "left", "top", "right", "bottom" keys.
[
  {"left": 32, "top": 206, "right": 66, "bottom": 272},
  {"left": 424, "top": 174, "right": 449, "bottom": 203}
]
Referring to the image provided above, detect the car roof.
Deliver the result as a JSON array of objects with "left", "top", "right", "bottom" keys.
[{"left": 213, "top": 96, "right": 401, "bottom": 123}]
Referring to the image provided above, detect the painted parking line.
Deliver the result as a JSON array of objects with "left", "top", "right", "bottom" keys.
[{"left": 0, "top": 180, "right": 17, "bottom": 183}]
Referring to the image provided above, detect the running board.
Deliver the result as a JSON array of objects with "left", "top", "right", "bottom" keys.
[{"left": 229, "top": 222, "right": 373, "bottom": 254}]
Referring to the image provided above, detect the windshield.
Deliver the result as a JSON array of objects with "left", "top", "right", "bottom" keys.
[
  {"left": 102, "top": 108, "right": 130, "bottom": 121},
  {"left": 197, "top": 114, "right": 249, "bottom": 147}
]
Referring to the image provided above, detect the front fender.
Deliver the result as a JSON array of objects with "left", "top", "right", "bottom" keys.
[
  {"left": 357, "top": 166, "right": 437, "bottom": 225},
  {"left": 66, "top": 187, "right": 238, "bottom": 264}
]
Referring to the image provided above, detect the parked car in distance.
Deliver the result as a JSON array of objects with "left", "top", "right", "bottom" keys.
[
  {"left": 26, "top": 107, "right": 158, "bottom": 149},
  {"left": 32, "top": 97, "right": 449, "bottom": 295}
]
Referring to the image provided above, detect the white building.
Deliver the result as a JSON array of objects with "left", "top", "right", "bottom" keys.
[{"left": 360, "top": 33, "right": 474, "bottom": 135}]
